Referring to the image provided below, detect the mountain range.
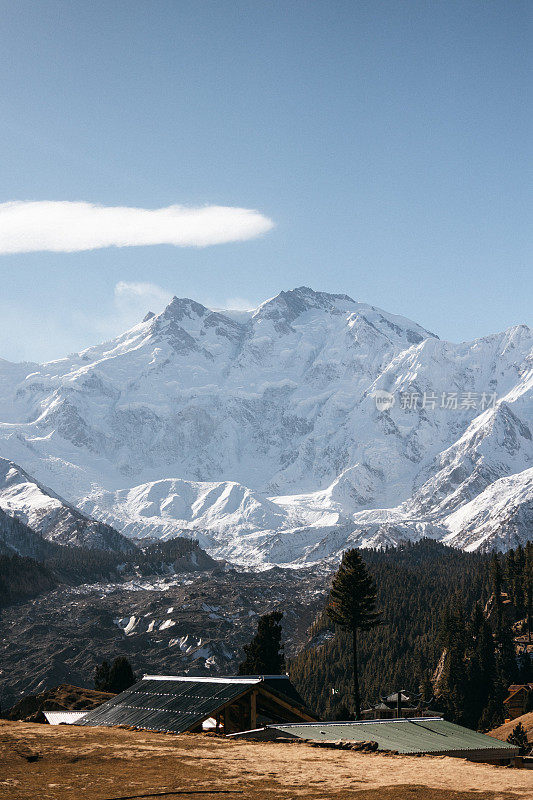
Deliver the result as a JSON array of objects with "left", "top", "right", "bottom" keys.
[{"left": 0, "top": 287, "right": 531, "bottom": 566}]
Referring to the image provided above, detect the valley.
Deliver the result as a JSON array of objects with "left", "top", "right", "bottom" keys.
[{"left": 0, "top": 556, "right": 325, "bottom": 710}]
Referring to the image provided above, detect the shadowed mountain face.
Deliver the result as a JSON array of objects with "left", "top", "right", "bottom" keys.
[
  {"left": 0, "top": 458, "right": 136, "bottom": 554},
  {"left": 0, "top": 287, "right": 531, "bottom": 565}
]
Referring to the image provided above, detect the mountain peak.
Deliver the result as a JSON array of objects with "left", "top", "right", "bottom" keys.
[
  {"left": 160, "top": 296, "right": 208, "bottom": 321},
  {"left": 1, "top": 286, "right": 531, "bottom": 564},
  {"left": 253, "top": 286, "right": 356, "bottom": 324},
  {"left": 291, "top": 286, "right": 355, "bottom": 303}
]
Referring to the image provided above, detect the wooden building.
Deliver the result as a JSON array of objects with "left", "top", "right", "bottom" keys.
[
  {"left": 361, "top": 690, "right": 438, "bottom": 720},
  {"left": 504, "top": 683, "right": 533, "bottom": 721},
  {"left": 78, "top": 674, "right": 317, "bottom": 734}
]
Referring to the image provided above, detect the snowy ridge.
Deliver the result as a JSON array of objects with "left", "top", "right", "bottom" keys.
[
  {"left": 442, "top": 467, "right": 533, "bottom": 552},
  {"left": 0, "top": 457, "right": 135, "bottom": 553},
  {"left": 0, "top": 287, "right": 531, "bottom": 565}
]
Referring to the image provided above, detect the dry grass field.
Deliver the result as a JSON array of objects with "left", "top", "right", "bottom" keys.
[
  {"left": 0, "top": 720, "right": 531, "bottom": 800},
  {"left": 489, "top": 713, "right": 533, "bottom": 747}
]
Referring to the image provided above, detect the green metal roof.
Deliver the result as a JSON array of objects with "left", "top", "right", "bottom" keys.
[{"left": 267, "top": 718, "right": 519, "bottom": 758}]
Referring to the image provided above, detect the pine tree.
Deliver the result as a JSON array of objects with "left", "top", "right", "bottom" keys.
[
  {"left": 420, "top": 673, "right": 434, "bottom": 705},
  {"left": 238, "top": 611, "right": 285, "bottom": 675},
  {"left": 507, "top": 722, "right": 530, "bottom": 755},
  {"left": 438, "top": 600, "right": 469, "bottom": 725},
  {"left": 95, "top": 657, "right": 136, "bottom": 693},
  {"left": 495, "top": 616, "right": 518, "bottom": 688},
  {"left": 107, "top": 656, "right": 136, "bottom": 693},
  {"left": 478, "top": 691, "right": 505, "bottom": 731},
  {"left": 326, "top": 549, "right": 381, "bottom": 719},
  {"left": 517, "top": 652, "right": 532, "bottom": 684},
  {"left": 464, "top": 606, "right": 496, "bottom": 728},
  {"left": 525, "top": 542, "right": 533, "bottom": 642},
  {"left": 94, "top": 660, "right": 111, "bottom": 691},
  {"left": 490, "top": 553, "right": 503, "bottom": 612},
  {"left": 328, "top": 701, "right": 351, "bottom": 720},
  {"left": 476, "top": 619, "right": 497, "bottom": 703}
]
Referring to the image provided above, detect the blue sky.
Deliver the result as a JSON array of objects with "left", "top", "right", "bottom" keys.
[{"left": 0, "top": 0, "right": 530, "bottom": 362}]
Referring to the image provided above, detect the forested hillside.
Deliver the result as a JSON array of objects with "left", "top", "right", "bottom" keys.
[
  {"left": 0, "top": 553, "right": 57, "bottom": 607},
  {"left": 290, "top": 539, "right": 532, "bottom": 727},
  {"left": 0, "top": 529, "right": 213, "bottom": 608}
]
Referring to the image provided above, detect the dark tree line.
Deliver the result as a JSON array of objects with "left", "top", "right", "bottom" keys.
[
  {"left": 0, "top": 535, "right": 206, "bottom": 608},
  {"left": 492, "top": 544, "right": 533, "bottom": 636},
  {"left": 0, "top": 553, "right": 57, "bottom": 608},
  {"left": 438, "top": 544, "right": 533, "bottom": 730},
  {"left": 437, "top": 600, "right": 510, "bottom": 730},
  {"left": 289, "top": 539, "right": 531, "bottom": 727},
  {"left": 94, "top": 656, "right": 137, "bottom": 694}
]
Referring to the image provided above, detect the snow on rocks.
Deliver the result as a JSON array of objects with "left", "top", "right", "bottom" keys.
[{"left": 0, "top": 287, "right": 531, "bottom": 565}]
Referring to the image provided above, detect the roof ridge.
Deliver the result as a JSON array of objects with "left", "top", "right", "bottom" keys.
[{"left": 142, "top": 674, "right": 262, "bottom": 684}]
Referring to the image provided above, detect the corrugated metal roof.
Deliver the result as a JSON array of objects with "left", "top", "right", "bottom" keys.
[
  {"left": 261, "top": 719, "right": 519, "bottom": 758},
  {"left": 78, "top": 676, "right": 258, "bottom": 733},
  {"left": 44, "top": 711, "right": 89, "bottom": 725},
  {"left": 141, "top": 675, "right": 306, "bottom": 706},
  {"left": 142, "top": 675, "right": 262, "bottom": 684},
  {"left": 77, "top": 674, "right": 308, "bottom": 735}
]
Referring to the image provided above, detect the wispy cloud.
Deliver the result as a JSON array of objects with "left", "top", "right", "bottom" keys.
[
  {"left": 0, "top": 200, "right": 274, "bottom": 254},
  {"left": 216, "top": 296, "right": 255, "bottom": 311},
  {"left": 76, "top": 281, "right": 173, "bottom": 343},
  {"left": 0, "top": 280, "right": 266, "bottom": 363},
  {"left": 198, "top": 291, "right": 258, "bottom": 311},
  {"left": 113, "top": 281, "right": 172, "bottom": 317},
  {"left": 0, "top": 281, "right": 174, "bottom": 363}
]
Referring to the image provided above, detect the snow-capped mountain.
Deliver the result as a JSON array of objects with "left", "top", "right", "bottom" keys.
[
  {"left": 442, "top": 467, "right": 533, "bottom": 552},
  {"left": 0, "top": 287, "right": 531, "bottom": 566},
  {"left": 0, "top": 457, "right": 135, "bottom": 553}
]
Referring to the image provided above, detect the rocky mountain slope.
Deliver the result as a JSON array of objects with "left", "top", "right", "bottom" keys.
[
  {"left": 0, "top": 565, "right": 325, "bottom": 709},
  {"left": 0, "top": 457, "right": 135, "bottom": 554},
  {"left": 0, "top": 506, "right": 58, "bottom": 559},
  {"left": 0, "top": 287, "right": 530, "bottom": 565}
]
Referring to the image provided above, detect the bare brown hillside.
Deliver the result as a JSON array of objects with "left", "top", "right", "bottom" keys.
[
  {"left": 2, "top": 684, "right": 114, "bottom": 723},
  {"left": 489, "top": 712, "right": 533, "bottom": 746}
]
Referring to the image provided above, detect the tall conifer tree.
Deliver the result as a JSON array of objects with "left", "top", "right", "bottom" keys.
[
  {"left": 326, "top": 549, "right": 381, "bottom": 719},
  {"left": 238, "top": 611, "right": 285, "bottom": 675},
  {"left": 108, "top": 656, "right": 136, "bottom": 693}
]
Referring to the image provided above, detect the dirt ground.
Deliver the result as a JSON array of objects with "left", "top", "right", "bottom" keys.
[{"left": 0, "top": 720, "right": 531, "bottom": 800}]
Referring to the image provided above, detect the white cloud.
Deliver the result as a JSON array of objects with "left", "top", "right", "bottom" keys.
[
  {"left": 113, "top": 281, "right": 172, "bottom": 316},
  {"left": 0, "top": 200, "right": 274, "bottom": 254},
  {"left": 83, "top": 281, "right": 173, "bottom": 342},
  {"left": 0, "top": 281, "right": 174, "bottom": 363}
]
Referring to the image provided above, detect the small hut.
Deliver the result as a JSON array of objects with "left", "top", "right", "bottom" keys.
[
  {"left": 230, "top": 718, "right": 520, "bottom": 764},
  {"left": 361, "top": 689, "right": 438, "bottom": 719},
  {"left": 78, "top": 674, "right": 317, "bottom": 734}
]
